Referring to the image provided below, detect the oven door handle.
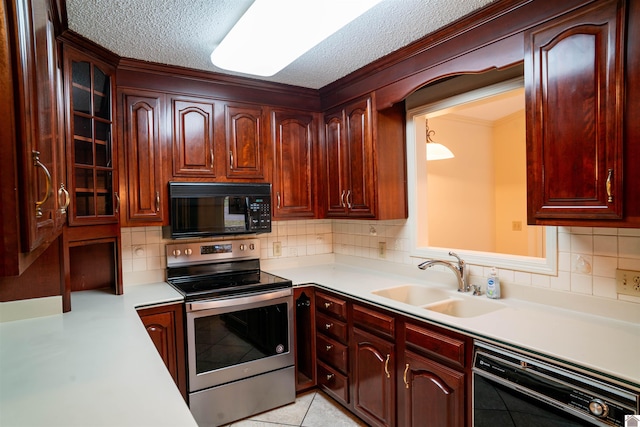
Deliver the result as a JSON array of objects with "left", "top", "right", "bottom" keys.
[{"left": 187, "top": 288, "right": 292, "bottom": 312}]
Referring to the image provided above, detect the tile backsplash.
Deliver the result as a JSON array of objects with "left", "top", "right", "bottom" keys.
[{"left": 121, "top": 222, "right": 640, "bottom": 305}]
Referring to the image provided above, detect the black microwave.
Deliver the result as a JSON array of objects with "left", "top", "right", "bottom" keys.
[{"left": 166, "top": 182, "right": 272, "bottom": 239}]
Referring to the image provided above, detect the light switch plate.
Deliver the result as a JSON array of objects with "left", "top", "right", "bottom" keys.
[{"left": 615, "top": 269, "right": 640, "bottom": 297}]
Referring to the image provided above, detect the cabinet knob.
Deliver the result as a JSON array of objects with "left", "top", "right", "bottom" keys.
[
  {"left": 325, "top": 323, "right": 333, "bottom": 330},
  {"left": 325, "top": 345, "right": 333, "bottom": 352},
  {"left": 326, "top": 374, "right": 334, "bottom": 381},
  {"left": 324, "top": 302, "right": 332, "bottom": 308}
]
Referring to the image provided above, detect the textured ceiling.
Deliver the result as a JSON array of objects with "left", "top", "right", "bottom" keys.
[{"left": 66, "top": 0, "right": 495, "bottom": 89}]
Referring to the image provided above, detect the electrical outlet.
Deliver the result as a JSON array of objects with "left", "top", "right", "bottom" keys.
[
  {"left": 378, "top": 241, "right": 386, "bottom": 258},
  {"left": 273, "top": 241, "right": 282, "bottom": 257},
  {"left": 512, "top": 221, "right": 522, "bottom": 231},
  {"left": 615, "top": 269, "right": 640, "bottom": 297}
]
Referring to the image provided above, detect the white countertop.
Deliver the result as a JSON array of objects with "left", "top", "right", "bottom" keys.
[
  {"left": 0, "top": 284, "right": 198, "bottom": 427},
  {"left": 1, "top": 256, "right": 638, "bottom": 427},
  {"left": 265, "top": 258, "right": 640, "bottom": 389}
]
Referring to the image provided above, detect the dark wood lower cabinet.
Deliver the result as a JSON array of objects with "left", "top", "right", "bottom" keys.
[
  {"left": 293, "top": 288, "right": 470, "bottom": 426},
  {"left": 400, "top": 350, "right": 465, "bottom": 427},
  {"left": 137, "top": 303, "right": 187, "bottom": 402},
  {"left": 352, "top": 328, "right": 396, "bottom": 427}
]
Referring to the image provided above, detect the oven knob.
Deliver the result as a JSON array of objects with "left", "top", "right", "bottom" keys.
[
  {"left": 172, "top": 249, "right": 181, "bottom": 257},
  {"left": 239, "top": 244, "right": 246, "bottom": 251},
  {"left": 588, "top": 399, "right": 609, "bottom": 418},
  {"left": 249, "top": 243, "right": 255, "bottom": 251},
  {"left": 185, "top": 248, "right": 193, "bottom": 256}
]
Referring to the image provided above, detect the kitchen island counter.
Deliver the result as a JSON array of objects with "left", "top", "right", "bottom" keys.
[{"left": 0, "top": 284, "right": 197, "bottom": 427}]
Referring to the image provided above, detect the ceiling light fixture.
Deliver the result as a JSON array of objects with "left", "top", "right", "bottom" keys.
[
  {"left": 210, "top": 0, "right": 382, "bottom": 77},
  {"left": 425, "top": 119, "right": 454, "bottom": 161}
]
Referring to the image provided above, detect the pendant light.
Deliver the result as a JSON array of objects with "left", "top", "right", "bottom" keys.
[{"left": 425, "top": 119, "right": 454, "bottom": 161}]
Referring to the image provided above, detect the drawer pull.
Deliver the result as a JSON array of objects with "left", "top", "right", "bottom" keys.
[
  {"left": 326, "top": 345, "right": 333, "bottom": 351},
  {"left": 326, "top": 373, "right": 334, "bottom": 381},
  {"left": 403, "top": 363, "right": 410, "bottom": 389},
  {"left": 325, "top": 323, "right": 333, "bottom": 330},
  {"left": 384, "top": 354, "right": 391, "bottom": 378},
  {"left": 324, "top": 302, "right": 332, "bottom": 308}
]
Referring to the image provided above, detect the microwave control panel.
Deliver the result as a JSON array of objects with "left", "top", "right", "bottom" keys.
[{"left": 247, "top": 196, "right": 271, "bottom": 232}]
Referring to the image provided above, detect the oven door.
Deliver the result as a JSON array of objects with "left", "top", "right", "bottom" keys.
[{"left": 186, "top": 288, "right": 293, "bottom": 393}]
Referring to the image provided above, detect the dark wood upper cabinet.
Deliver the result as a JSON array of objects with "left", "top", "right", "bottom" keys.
[
  {"left": 271, "top": 109, "right": 318, "bottom": 219},
  {"left": 225, "top": 103, "right": 265, "bottom": 179},
  {"left": 119, "top": 89, "right": 166, "bottom": 225},
  {"left": 64, "top": 45, "right": 118, "bottom": 225},
  {"left": 525, "top": 0, "right": 626, "bottom": 224},
  {"left": 324, "top": 95, "right": 406, "bottom": 220},
  {"left": 171, "top": 97, "right": 215, "bottom": 177},
  {"left": 1, "top": 0, "right": 65, "bottom": 276}
]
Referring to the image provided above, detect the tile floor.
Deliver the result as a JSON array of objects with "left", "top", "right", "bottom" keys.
[{"left": 226, "top": 390, "right": 367, "bottom": 427}]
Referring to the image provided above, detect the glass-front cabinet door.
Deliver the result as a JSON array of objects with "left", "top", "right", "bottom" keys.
[{"left": 64, "top": 46, "right": 118, "bottom": 225}]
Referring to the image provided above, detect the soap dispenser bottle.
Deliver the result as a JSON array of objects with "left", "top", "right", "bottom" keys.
[{"left": 486, "top": 267, "right": 501, "bottom": 299}]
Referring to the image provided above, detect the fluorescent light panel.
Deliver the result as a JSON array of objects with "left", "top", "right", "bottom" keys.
[{"left": 211, "top": 0, "right": 382, "bottom": 76}]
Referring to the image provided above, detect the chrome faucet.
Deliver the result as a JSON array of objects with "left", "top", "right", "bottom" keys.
[{"left": 418, "top": 251, "right": 469, "bottom": 292}]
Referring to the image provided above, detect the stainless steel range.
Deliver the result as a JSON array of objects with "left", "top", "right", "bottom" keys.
[{"left": 166, "top": 238, "right": 295, "bottom": 427}]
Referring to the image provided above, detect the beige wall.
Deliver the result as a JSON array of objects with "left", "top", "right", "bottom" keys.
[{"left": 426, "top": 115, "right": 495, "bottom": 251}]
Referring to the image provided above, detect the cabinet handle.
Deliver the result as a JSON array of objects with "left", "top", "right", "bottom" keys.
[
  {"left": 114, "top": 192, "right": 120, "bottom": 214},
  {"left": 324, "top": 302, "right": 332, "bottom": 308},
  {"left": 155, "top": 191, "right": 160, "bottom": 212},
  {"left": 325, "top": 323, "right": 333, "bottom": 330},
  {"left": 58, "top": 183, "right": 70, "bottom": 214},
  {"left": 210, "top": 149, "right": 214, "bottom": 169},
  {"left": 326, "top": 373, "right": 334, "bottom": 381},
  {"left": 384, "top": 354, "right": 391, "bottom": 378},
  {"left": 340, "top": 190, "right": 346, "bottom": 207},
  {"left": 229, "top": 150, "right": 234, "bottom": 170},
  {"left": 606, "top": 168, "right": 614, "bottom": 203},
  {"left": 32, "top": 151, "right": 52, "bottom": 218},
  {"left": 277, "top": 191, "right": 281, "bottom": 209},
  {"left": 403, "top": 363, "right": 410, "bottom": 389},
  {"left": 346, "top": 190, "right": 352, "bottom": 209},
  {"left": 325, "top": 345, "right": 333, "bottom": 352}
]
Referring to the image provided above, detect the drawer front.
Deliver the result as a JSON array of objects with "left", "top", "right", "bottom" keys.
[
  {"left": 316, "top": 333, "right": 348, "bottom": 374},
  {"left": 316, "top": 311, "right": 348, "bottom": 343},
  {"left": 352, "top": 303, "right": 395, "bottom": 339},
  {"left": 405, "top": 322, "right": 466, "bottom": 369},
  {"left": 317, "top": 360, "right": 349, "bottom": 404},
  {"left": 315, "top": 291, "right": 347, "bottom": 320}
]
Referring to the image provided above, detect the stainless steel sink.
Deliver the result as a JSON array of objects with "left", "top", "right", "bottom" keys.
[
  {"left": 425, "top": 298, "right": 505, "bottom": 318},
  {"left": 371, "top": 285, "right": 452, "bottom": 306}
]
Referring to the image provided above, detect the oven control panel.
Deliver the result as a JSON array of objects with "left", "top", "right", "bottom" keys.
[{"left": 166, "top": 238, "right": 260, "bottom": 267}]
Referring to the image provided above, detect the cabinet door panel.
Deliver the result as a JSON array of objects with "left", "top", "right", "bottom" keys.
[
  {"left": 352, "top": 328, "right": 395, "bottom": 427},
  {"left": 172, "top": 99, "right": 215, "bottom": 176},
  {"left": 401, "top": 351, "right": 464, "bottom": 427},
  {"left": 121, "top": 92, "right": 164, "bottom": 224},
  {"left": 137, "top": 303, "right": 187, "bottom": 401},
  {"left": 324, "top": 111, "right": 348, "bottom": 215},
  {"left": 272, "top": 109, "right": 316, "bottom": 218},
  {"left": 225, "top": 104, "right": 264, "bottom": 179},
  {"left": 526, "top": 0, "right": 624, "bottom": 222},
  {"left": 345, "top": 98, "right": 375, "bottom": 218}
]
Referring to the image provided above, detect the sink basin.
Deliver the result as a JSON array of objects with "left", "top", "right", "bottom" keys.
[
  {"left": 425, "top": 298, "right": 505, "bottom": 318},
  {"left": 372, "top": 285, "right": 451, "bottom": 306}
]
